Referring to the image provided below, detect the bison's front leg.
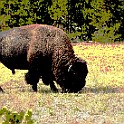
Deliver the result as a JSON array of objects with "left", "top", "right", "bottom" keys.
[
  {"left": 50, "top": 82, "right": 58, "bottom": 92},
  {"left": 42, "top": 75, "right": 58, "bottom": 92},
  {"left": 25, "top": 71, "right": 40, "bottom": 92},
  {"left": 32, "top": 84, "right": 37, "bottom": 92}
]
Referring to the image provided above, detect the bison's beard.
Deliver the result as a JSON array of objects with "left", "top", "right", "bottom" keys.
[{"left": 61, "top": 72, "right": 87, "bottom": 93}]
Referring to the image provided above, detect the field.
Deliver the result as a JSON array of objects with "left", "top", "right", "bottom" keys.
[{"left": 0, "top": 43, "right": 124, "bottom": 124}]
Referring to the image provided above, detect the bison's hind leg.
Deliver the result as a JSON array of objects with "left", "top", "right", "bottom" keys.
[{"left": 25, "top": 72, "right": 40, "bottom": 92}]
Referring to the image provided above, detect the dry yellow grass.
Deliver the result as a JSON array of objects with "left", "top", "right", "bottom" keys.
[{"left": 0, "top": 43, "right": 124, "bottom": 124}]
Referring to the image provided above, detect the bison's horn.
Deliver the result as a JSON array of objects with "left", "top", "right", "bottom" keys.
[{"left": 68, "top": 64, "right": 72, "bottom": 72}]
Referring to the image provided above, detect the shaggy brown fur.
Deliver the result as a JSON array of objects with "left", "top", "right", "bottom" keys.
[{"left": 0, "top": 24, "right": 88, "bottom": 93}]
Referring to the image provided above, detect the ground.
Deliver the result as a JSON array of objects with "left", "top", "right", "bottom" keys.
[{"left": 0, "top": 43, "right": 124, "bottom": 124}]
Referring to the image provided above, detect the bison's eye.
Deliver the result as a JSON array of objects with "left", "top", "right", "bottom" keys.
[
  {"left": 69, "top": 70, "right": 76, "bottom": 76},
  {"left": 73, "top": 72, "right": 76, "bottom": 75}
]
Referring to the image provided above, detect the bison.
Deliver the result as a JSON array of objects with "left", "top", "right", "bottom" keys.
[{"left": 0, "top": 24, "right": 88, "bottom": 93}]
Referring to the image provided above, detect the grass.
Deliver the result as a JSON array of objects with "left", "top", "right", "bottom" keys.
[{"left": 0, "top": 43, "right": 124, "bottom": 124}]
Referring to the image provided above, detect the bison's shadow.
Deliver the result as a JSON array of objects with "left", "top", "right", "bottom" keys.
[
  {"left": 38, "top": 85, "right": 124, "bottom": 94},
  {"left": 1, "top": 80, "right": 123, "bottom": 94},
  {"left": 81, "top": 86, "right": 124, "bottom": 94}
]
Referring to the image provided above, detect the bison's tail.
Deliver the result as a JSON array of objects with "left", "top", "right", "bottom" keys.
[{"left": 12, "top": 69, "right": 15, "bottom": 74}]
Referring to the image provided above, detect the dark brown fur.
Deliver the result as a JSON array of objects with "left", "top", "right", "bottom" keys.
[{"left": 0, "top": 24, "right": 88, "bottom": 93}]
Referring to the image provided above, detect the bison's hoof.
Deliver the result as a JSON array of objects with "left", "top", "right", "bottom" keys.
[
  {"left": 51, "top": 87, "right": 58, "bottom": 93},
  {"left": 50, "top": 84, "right": 58, "bottom": 93},
  {"left": 32, "top": 85, "right": 37, "bottom": 92}
]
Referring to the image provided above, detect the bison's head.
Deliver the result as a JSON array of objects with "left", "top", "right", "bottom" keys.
[{"left": 63, "top": 59, "right": 88, "bottom": 93}]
